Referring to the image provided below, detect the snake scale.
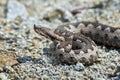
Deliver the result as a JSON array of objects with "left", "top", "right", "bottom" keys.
[{"left": 34, "top": 22, "right": 120, "bottom": 65}]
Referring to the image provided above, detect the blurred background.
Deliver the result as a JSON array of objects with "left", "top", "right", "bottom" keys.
[{"left": 0, "top": 0, "right": 120, "bottom": 80}]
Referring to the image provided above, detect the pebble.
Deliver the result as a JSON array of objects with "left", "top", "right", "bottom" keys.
[
  {"left": 74, "top": 63, "right": 85, "bottom": 71},
  {"left": 0, "top": 73, "right": 9, "bottom": 80},
  {"left": 116, "top": 64, "right": 120, "bottom": 72},
  {"left": 0, "top": 0, "right": 120, "bottom": 80},
  {"left": 6, "top": 0, "right": 28, "bottom": 21}
]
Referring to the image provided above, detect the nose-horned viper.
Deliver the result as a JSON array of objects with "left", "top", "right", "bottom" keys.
[{"left": 34, "top": 22, "right": 120, "bottom": 65}]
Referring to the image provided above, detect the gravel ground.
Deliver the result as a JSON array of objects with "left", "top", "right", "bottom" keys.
[{"left": 0, "top": 0, "right": 120, "bottom": 80}]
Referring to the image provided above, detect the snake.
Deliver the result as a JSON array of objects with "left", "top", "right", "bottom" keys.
[{"left": 34, "top": 22, "right": 120, "bottom": 65}]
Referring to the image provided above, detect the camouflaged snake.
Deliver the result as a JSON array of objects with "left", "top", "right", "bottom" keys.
[{"left": 34, "top": 22, "right": 120, "bottom": 65}]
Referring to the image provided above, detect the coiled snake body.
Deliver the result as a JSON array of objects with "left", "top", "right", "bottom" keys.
[{"left": 34, "top": 22, "right": 120, "bottom": 65}]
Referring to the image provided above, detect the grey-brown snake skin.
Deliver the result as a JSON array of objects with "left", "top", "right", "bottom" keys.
[{"left": 34, "top": 22, "right": 120, "bottom": 65}]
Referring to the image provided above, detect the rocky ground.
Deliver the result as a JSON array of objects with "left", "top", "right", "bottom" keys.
[{"left": 0, "top": 0, "right": 120, "bottom": 80}]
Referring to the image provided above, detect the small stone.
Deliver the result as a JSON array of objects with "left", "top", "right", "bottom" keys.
[
  {"left": 0, "top": 51, "right": 18, "bottom": 69},
  {"left": 3, "top": 65, "right": 15, "bottom": 73},
  {"left": 74, "top": 63, "right": 85, "bottom": 71},
  {"left": 41, "top": 75, "right": 50, "bottom": 80},
  {"left": 116, "top": 64, "right": 120, "bottom": 72},
  {"left": 7, "top": 0, "right": 28, "bottom": 21},
  {"left": 63, "top": 11, "right": 73, "bottom": 21},
  {"left": 115, "top": 64, "right": 120, "bottom": 73},
  {"left": 0, "top": 73, "right": 9, "bottom": 80},
  {"left": 17, "top": 56, "right": 32, "bottom": 63}
]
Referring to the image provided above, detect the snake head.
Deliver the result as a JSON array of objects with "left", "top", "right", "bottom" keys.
[
  {"left": 34, "top": 24, "right": 53, "bottom": 39},
  {"left": 34, "top": 24, "right": 65, "bottom": 41}
]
